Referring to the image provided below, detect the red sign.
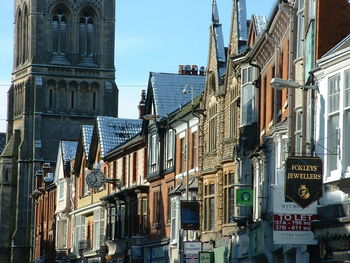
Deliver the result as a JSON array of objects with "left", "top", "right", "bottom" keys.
[{"left": 273, "top": 214, "right": 317, "bottom": 231}]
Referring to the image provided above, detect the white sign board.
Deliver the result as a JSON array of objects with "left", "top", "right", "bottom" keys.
[
  {"left": 273, "top": 213, "right": 318, "bottom": 244},
  {"left": 272, "top": 179, "right": 318, "bottom": 245},
  {"left": 184, "top": 242, "right": 202, "bottom": 263}
]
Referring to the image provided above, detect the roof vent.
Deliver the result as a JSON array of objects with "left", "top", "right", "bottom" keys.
[{"left": 44, "top": 173, "right": 54, "bottom": 183}]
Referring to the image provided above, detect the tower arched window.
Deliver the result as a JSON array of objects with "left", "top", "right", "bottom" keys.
[
  {"left": 79, "top": 9, "right": 96, "bottom": 65},
  {"left": 16, "top": 9, "right": 22, "bottom": 66},
  {"left": 16, "top": 7, "right": 29, "bottom": 66},
  {"left": 52, "top": 9, "right": 67, "bottom": 54}
]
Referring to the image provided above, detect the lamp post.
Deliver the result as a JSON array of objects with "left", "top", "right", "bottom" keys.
[{"left": 270, "top": 78, "right": 318, "bottom": 156}]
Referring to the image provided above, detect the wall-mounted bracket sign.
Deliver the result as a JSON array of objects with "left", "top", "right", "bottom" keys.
[{"left": 285, "top": 156, "right": 323, "bottom": 208}]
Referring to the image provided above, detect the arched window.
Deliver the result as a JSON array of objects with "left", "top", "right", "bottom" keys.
[
  {"left": 47, "top": 80, "right": 56, "bottom": 109},
  {"left": 80, "top": 82, "right": 89, "bottom": 111},
  {"left": 22, "top": 6, "right": 29, "bottom": 63},
  {"left": 16, "top": 9, "right": 22, "bottom": 66},
  {"left": 68, "top": 81, "right": 78, "bottom": 110},
  {"left": 79, "top": 8, "right": 96, "bottom": 64},
  {"left": 91, "top": 82, "right": 99, "bottom": 111},
  {"left": 52, "top": 8, "right": 67, "bottom": 55},
  {"left": 58, "top": 80, "right": 67, "bottom": 110}
]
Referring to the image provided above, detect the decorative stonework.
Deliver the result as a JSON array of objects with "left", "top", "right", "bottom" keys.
[{"left": 48, "top": 0, "right": 102, "bottom": 14}]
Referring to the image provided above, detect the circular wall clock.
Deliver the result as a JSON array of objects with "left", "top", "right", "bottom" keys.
[{"left": 86, "top": 170, "right": 106, "bottom": 189}]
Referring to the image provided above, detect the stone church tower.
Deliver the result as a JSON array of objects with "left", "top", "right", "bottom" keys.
[{"left": 0, "top": 0, "right": 118, "bottom": 262}]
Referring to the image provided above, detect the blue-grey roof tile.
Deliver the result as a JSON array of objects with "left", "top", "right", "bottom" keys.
[
  {"left": 150, "top": 73, "right": 205, "bottom": 117},
  {"left": 61, "top": 141, "right": 78, "bottom": 163},
  {"left": 97, "top": 116, "right": 142, "bottom": 157},
  {"left": 82, "top": 125, "right": 94, "bottom": 157},
  {"left": 253, "top": 15, "right": 267, "bottom": 36}
]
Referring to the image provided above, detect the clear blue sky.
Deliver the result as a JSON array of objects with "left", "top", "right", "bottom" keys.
[{"left": 0, "top": 0, "right": 275, "bottom": 132}]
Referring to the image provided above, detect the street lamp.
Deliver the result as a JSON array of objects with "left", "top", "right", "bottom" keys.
[
  {"left": 270, "top": 78, "right": 318, "bottom": 156},
  {"left": 270, "top": 78, "right": 317, "bottom": 90}
]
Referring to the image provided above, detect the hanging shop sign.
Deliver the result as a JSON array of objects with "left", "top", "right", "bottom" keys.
[
  {"left": 285, "top": 156, "right": 323, "bottom": 208},
  {"left": 181, "top": 201, "right": 200, "bottom": 230},
  {"left": 273, "top": 214, "right": 318, "bottom": 245},
  {"left": 236, "top": 189, "right": 253, "bottom": 207}
]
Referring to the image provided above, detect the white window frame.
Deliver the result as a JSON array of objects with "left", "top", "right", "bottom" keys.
[
  {"left": 241, "top": 66, "right": 256, "bottom": 126},
  {"left": 74, "top": 215, "right": 86, "bottom": 253},
  {"left": 149, "top": 134, "right": 158, "bottom": 173},
  {"left": 294, "top": 108, "right": 303, "bottom": 156},
  {"left": 56, "top": 219, "right": 68, "bottom": 248},
  {"left": 165, "top": 129, "right": 175, "bottom": 169},
  {"left": 170, "top": 196, "right": 179, "bottom": 244},
  {"left": 59, "top": 180, "right": 65, "bottom": 200},
  {"left": 326, "top": 74, "right": 341, "bottom": 179},
  {"left": 94, "top": 208, "right": 106, "bottom": 250},
  {"left": 296, "top": 0, "right": 305, "bottom": 58}
]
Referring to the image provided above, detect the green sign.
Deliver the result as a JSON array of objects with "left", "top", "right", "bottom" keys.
[
  {"left": 199, "top": 252, "right": 214, "bottom": 263},
  {"left": 236, "top": 189, "right": 253, "bottom": 207}
]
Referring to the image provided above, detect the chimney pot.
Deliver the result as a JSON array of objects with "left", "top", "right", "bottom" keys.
[
  {"left": 178, "top": 65, "right": 185, "bottom": 75},
  {"left": 138, "top": 90, "right": 146, "bottom": 119},
  {"left": 199, "top": 66, "right": 206, "bottom": 76},
  {"left": 185, "top": 65, "right": 191, "bottom": 75},
  {"left": 191, "top": 65, "right": 198, "bottom": 75}
]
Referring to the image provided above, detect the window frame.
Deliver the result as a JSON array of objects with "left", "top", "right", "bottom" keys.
[
  {"left": 223, "top": 173, "right": 235, "bottom": 224},
  {"left": 203, "top": 183, "right": 215, "bottom": 231},
  {"left": 208, "top": 104, "right": 217, "bottom": 152}
]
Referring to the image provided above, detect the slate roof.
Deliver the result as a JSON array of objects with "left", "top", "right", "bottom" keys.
[
  {"left": 96, "top": 116, "right": 142, "bottom": 157},
  {"left": 253, "top": 15, "right": 267, "bottom": 37},
  {"left": 211, "top": 0, "right": 227, "bottom": 77},
  {"left": 237, "top": 0, "right": 248, "bottom": 41},
  {"left": 150, "top": 72, "right": 205, "bottom": 118},
  {"left": 61, "top": 141, "right": 78, "bottom": 163},
  {"left": 82, "top": 125, "right": 94, "bottom": 157}
]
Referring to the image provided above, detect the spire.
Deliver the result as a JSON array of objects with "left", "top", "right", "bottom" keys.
[{"left": 212, "top": 0, "right": 220, "bottom": 24}]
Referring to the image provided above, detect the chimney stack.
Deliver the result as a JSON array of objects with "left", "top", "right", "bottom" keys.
[
  {"left": 178, "top": 65, "right": 185, "bottom": 75},
  {"left": 184, "top": 65, "right": 191, "bottom": 75},
  {"left": 199, "top": 66, "right": 206, "bottom": 76},
  {"left": 191, "top": 65, "right": 198, "bottom": 75},
  {"left": 138, "top": 90, "right": 146, "bottom": 120}
]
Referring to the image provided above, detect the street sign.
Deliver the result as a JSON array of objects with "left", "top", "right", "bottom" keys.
[
  {"left": 236, "top": 189, "right": 253, "bottom": 206},
  {"left": 285, "top": 156, "right": 323, "bottom": 208}
]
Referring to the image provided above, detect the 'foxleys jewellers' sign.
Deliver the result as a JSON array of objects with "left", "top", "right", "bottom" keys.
[{"left": 285, "top": 156, "right": 323, "bottom": 208}]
